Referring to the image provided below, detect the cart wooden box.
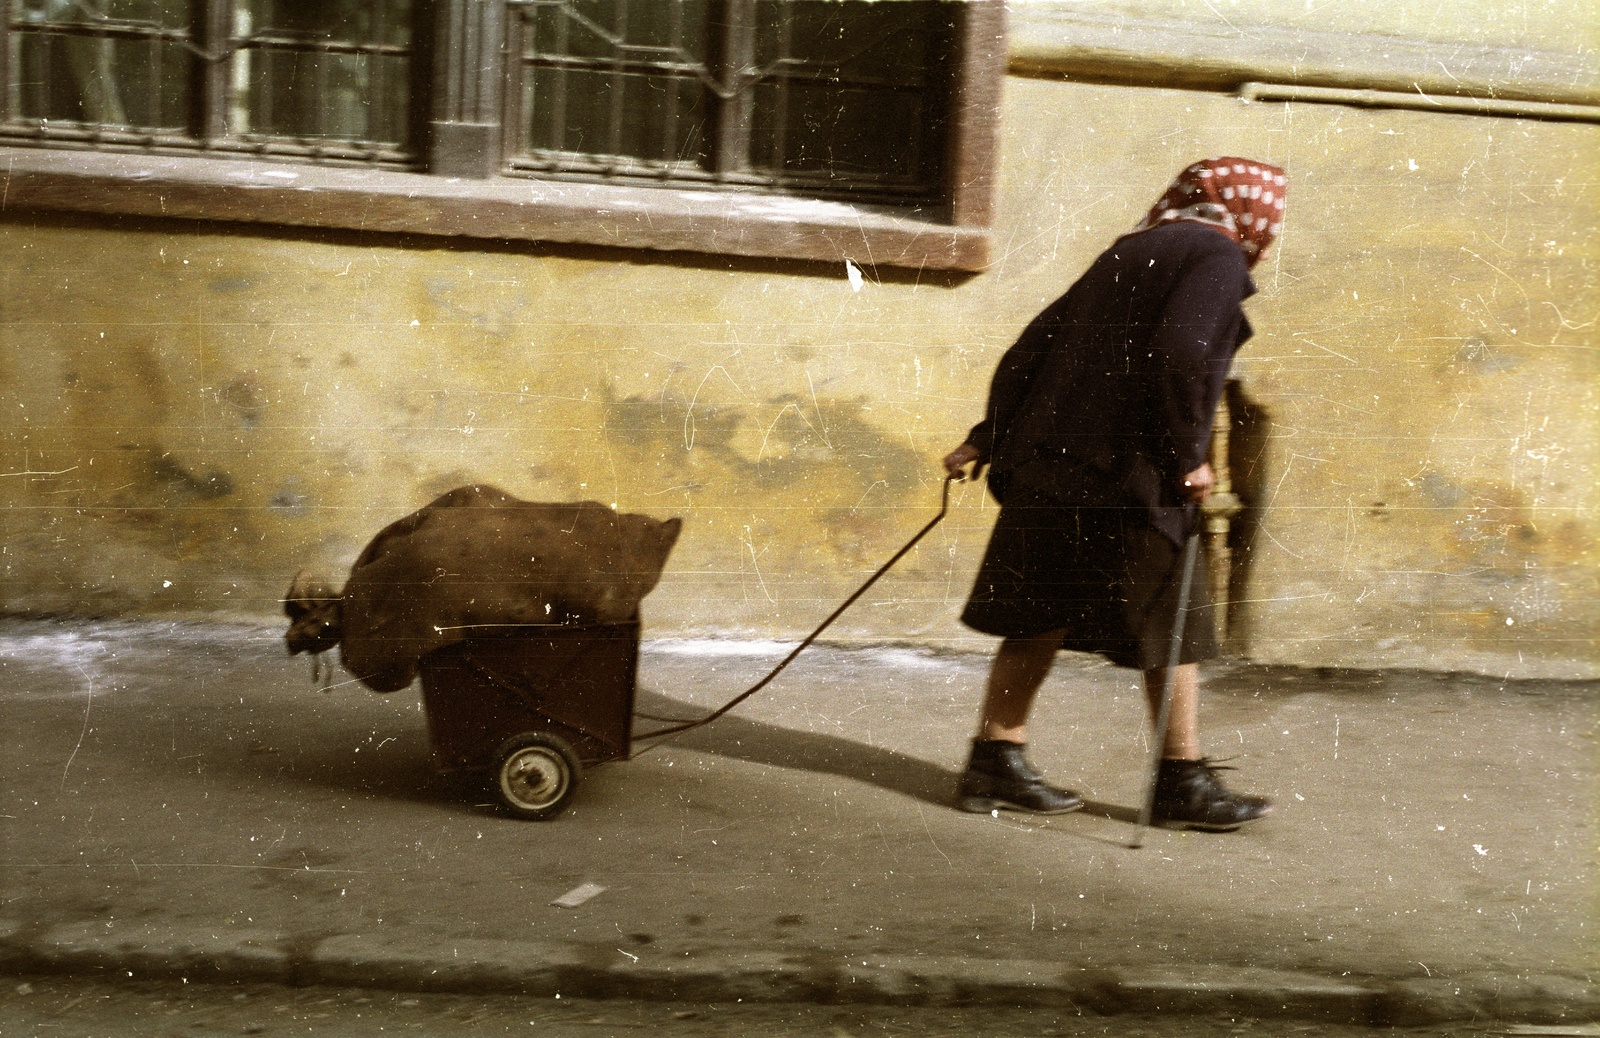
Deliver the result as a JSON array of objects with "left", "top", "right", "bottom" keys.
[{"left": 417, "top": 620, "right": 639, "bottom": 819}]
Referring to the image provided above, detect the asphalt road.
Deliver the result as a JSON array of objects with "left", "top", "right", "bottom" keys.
[{"left": 0, "top": 618, "right": 1594, "bottom": 1025}]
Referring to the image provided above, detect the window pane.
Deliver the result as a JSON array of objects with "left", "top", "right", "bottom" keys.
[
  {"left": 231, "top": 0, "right": 411, "bottom": 149},
  {"left": 240, "top": 0, "right": 410, "bottom": 46},
  {"left": 524, "top": 64, "right": 705, "bottom": 164},
  {"left": 529, "top": 0, "right": 707, "bottom": 63},
  {"left": 512, "top": 0, "right": 709, "bottom": 169},
  {"left": 748, "top": 0, "right": 951, "bottom": 195},
  {"left": 7, "top": 0, "right": 189, "bottom": 131},
  {"left": 753, "top": 79, "right": 930, "bottom": 182},
  {"left": 10, "top": 0, "right": 187, "bottom": 30},
  {"left": 755, "top": 0, "right": 940, "bottom": 79},
  {"left": 508, "top": 0, "right": 954, "bottom": 203}
]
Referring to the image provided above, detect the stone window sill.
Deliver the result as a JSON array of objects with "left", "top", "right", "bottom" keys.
[{"left": 0, "top": 147, "right": 994, "bottom": 272}]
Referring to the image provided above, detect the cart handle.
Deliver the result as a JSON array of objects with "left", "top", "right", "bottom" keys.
[{"left": 633, "top": 473, "right": 960, "bottom": 748}]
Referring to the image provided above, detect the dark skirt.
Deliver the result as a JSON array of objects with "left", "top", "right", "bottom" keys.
[{"left": 960, "top": 483, "right": 1218, "bottom": 670}]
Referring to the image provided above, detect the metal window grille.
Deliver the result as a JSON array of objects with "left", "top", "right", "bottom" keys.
[
  {"left": 2, "top": 0, "right": 967, "bottom": 206},
  {"left": 0, "top": 0, "right": 416, "bottom": 165},
  {"left": 504, "top": 0, "right": 954, "bottom": 204}
]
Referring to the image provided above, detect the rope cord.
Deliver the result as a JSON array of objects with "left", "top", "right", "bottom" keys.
[{"left": 632, "top": 474, "right": 959, "bottom": 750}]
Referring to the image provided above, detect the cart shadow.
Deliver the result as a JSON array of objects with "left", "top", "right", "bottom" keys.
[
  {"left": 222, "top": 725, "right": 485, "bottom": 811},
  {"left": 204, "top": 697, "right": 960, "bottom": 814},
  {"left": 631, "top": 689, "right": 960, "bottom": 808}
]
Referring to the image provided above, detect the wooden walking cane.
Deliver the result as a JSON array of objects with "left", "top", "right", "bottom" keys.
[{"left": 1129, "top": 531, "right": 1202, "bottom": 849}]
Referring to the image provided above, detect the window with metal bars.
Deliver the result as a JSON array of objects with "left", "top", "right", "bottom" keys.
[
  {"left": 505, "top": 0, "right": 954, "bottom": 206},
  {"left": 1, "top": 0, "right": 415, "bottom": 164},
  {"left": 0, "top": 0, "right": 1003, "bottom": 270}
]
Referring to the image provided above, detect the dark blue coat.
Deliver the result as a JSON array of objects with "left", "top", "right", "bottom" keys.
[{"left": 967, "top": 221, "right": 1255, "bottom": 547}]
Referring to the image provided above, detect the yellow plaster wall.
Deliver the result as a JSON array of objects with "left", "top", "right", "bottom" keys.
[
  {"left": 1026, "top": 0, "right": 1594, "bottom": 51},
  {"left": 1, "top": 78, "right": 1595, "bottom": 677}
]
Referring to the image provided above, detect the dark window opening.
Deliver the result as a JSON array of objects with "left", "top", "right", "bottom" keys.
[
  {"left": 503, "top": 0, "right": 954, "bottom": 205},
  {"left": 0, "top": 1, "right": 1002, "bottom": 269},
  {"left": 2, "top": 0, "right": 417, "bottom": 164}
]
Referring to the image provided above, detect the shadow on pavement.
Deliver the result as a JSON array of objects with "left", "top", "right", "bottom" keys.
[
  {"left": 627, "top": 688, "right": 960, "bottom": 808},
  {"left": 197, "top": 714, "right": 486, "bottom": 813},
  {"left": 192, "top": 686, "right": 959, "bottom": 815},
  {"left": 1078, "top": 798, "right": 1140, "bottom": 825}
]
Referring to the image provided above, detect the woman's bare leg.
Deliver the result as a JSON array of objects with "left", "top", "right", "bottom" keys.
[
  {"left": 978, "top": 628, "right": 1066, "bottom": 742},
  {"left": 958, "top": 628, "right": 1081, "bottom": 814},
  {"left": 1141, "top": 662, "right": 1200, "bottom": 759},
  {"left": 1141, "top": 662, "right": 1272, "bottom": 830}
]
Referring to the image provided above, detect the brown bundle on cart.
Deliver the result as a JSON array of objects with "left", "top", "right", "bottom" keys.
[{"left": 283, "top": 484, "right": 681, "bottom": 818}]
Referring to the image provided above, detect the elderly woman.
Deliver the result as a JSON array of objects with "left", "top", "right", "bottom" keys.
[{"left": 943, "top": 157, "right": 1284, "bottom": 831}]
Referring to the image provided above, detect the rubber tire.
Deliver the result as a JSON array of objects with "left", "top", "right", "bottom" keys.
[{"left": 493, "top": 732, "right": 581, "bottom": 820}]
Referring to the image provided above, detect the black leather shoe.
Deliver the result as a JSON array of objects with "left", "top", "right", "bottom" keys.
[
  {"left": 1151, "top": 758, "right": 1271, "bottom": 832},
  {"left": 957, "top": 739, "right": 1084, "bottom": 815}
]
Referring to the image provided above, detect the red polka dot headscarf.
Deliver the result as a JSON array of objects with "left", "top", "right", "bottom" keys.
[{"left": 1131, "top": 157, "right": 1287, "bottom": 266}]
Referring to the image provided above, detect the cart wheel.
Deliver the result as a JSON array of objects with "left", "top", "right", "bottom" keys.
[{"left": 494, "top": 733, "right": 581, "bottom": 820}]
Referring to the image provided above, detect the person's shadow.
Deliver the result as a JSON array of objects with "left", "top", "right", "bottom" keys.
[
  {"left": 629, "top": 688, "right": 959, "bottom": 808},
  {"left": 629, "top": 690, "right": 1142, "bottom": 827},
  {"left": 222, "top": 678, "right": 1130, "bottom": 824}
]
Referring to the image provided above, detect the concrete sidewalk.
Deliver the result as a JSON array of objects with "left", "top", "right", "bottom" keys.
[{"left": 0, "top": 618, "right": 1594, "bottom": 1025}]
